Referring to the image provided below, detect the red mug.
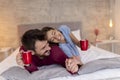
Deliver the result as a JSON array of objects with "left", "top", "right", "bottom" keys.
[
  {"left": 80, "top": 39, "right": 88, "bottom": 51},
  {"left": 22, "top": 51, "right": 32, "bottom": 65}
]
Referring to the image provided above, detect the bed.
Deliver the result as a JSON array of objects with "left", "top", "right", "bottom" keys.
[{"left": 0, "top": 22, "right": 120, "bottom": 80}]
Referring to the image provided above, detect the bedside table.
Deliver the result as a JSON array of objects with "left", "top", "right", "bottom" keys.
[
  {"left": 0, "top": 47, "right": 13, "bottom": 58},
  {"left": 95, "top": 40, "right": 120, "bottom": 53}
]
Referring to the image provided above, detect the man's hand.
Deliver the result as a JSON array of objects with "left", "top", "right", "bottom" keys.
[
  {"left": 88, "top": 42, "right": 91, "bottom": 49},
  {"left": 16, "top": 50, "right": 34, "bottom": 66},
  {"left": 16, "top": 52, "right": 24, "bottom": 66},
  {"left": 65, "top": 57, "right": 82, "bottom": 74}
]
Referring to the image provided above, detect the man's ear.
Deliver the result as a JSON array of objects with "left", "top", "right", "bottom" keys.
[{"left": 31, "top": 51, "right": 35, "bottom": 55}]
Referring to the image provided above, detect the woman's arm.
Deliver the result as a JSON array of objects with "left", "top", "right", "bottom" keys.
[
  {"left": 70, "top": 32, "right": 80, "bottom": 47},
  {"left": 70, "top": 32, "right": 91, "bottom": 49}
]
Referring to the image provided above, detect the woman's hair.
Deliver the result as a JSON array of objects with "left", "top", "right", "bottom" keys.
[
  {"left": 41, "top": 26, "right": 54, "bottom": 39},
  {"left": 42, "top": 26, "right": 54, "bottom": 32},
  {"left": 21, "top": 29, "right": 45, "bottom": 51}
]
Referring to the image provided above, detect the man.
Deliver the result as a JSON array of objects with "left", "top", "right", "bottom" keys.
[{"left": 16, "top": 29, "right": 81, "bottom": 74}]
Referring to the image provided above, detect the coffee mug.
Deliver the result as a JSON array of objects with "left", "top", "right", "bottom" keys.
[
  {"left": 22, "top": 51, "right": 32, "bottom": 65},
  {"left": 80, "top": 39, "right": 88, "bottom": 51}
]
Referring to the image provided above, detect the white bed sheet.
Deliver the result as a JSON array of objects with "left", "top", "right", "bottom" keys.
[
  {"left": 0, "top": 47, "right": 22, "bottom": 74},
  {"left": 0, "top": 48, "right": 20, "bottom": 80},
  {"left": 50, "top": 68, "right": 120, "bottom": 80},
  {"left": 79, "top": 45, "right": 120, "bottom": 64},
  {"left": 50, "top": 46, "right": 120, "bottom": 80},
  {"left": 0, "top": 45, "right": 120, "bottom": 80}
]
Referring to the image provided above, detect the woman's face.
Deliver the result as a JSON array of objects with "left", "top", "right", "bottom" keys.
[{"left": 46, "top": 29, "right": 65, "bottom": 43}]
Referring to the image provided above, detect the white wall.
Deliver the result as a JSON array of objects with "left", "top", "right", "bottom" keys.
[
  {"left": 0, "top": 0, "right": 110, "bottom": 48},
  {"left": 115, "top": 0, "right": 120, "bottom": 39}
]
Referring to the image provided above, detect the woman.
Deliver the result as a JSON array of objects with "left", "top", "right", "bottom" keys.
[{"left": 41, "top": 25, "right": 83, "bottom": 65}]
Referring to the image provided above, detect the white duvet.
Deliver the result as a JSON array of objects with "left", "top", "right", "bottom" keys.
[
  {"left": 0, "top": 45, "right": 120, "bottom": 80},
  {"left": 50, "top": 46, "right": 120, "bottom": 80},
  {"left": 0, "top": 48, "right": 24, "bottom": 80}
]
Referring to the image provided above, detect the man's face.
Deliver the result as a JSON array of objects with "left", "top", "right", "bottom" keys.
[{"left": 34, "top": 40, "right": 51, "bottom": 57}]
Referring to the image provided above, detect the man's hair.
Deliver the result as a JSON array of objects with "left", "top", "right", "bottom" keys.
[{"left": 21, "top": 29, "right": 45, "bottom": 51}]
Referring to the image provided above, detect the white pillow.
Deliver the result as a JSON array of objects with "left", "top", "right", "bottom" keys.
[{"left": 72, "top": 30, "right": 81, "bottom": 40}]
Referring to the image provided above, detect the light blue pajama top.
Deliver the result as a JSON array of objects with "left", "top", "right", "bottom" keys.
[{"left": 58, "top": 25, "right": 80, "bottom": 57}]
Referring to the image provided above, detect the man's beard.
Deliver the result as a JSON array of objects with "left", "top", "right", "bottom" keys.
[
  {"left": 42, "top": 50, "right": 50, "bottom": 57},
  {"left": 36, "top": 50, "right": 50, "bottom": 59}
]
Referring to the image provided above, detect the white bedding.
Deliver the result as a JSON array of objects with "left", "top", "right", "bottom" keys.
[
  {"left": 0, "top": 45, "right": 120, "bottom": 80},
  {"left": 50, "top": 68, "right": 120, "bottom": 80},
  {"left": 0, "top": 48, "right": 19, "bottom": 80},
  {"left": 80, "top": 45, "right": 120, "bottom": 64},
  {"left": 50, "top": 46, "right": 120, "bottom": 80},
  {"left": 0, "top": 48, "right": 21, "bottom": 75}
]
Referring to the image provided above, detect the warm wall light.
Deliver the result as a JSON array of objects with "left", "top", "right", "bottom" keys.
[
  {"left": 109, "top": 18, "right": 114, "bottom": 40},
  {"left": 108, "top": 0, "right": 115, "bottom": 40},
  {"left": 109, "top": 19, "right": 113, "bottom": 28}
]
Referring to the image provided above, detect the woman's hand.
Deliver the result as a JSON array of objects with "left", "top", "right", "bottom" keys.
[{"left": 65, "top": 57, "right": 82, "bottom": 74}]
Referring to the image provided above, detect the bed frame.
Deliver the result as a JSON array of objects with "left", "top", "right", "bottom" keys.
[{"left": 18, "top": 22, "right": 83, "bottom": 39}]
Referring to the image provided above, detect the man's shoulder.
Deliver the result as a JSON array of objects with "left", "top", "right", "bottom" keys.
[
  {"left": 50, "top": 45, "right": 61, "bottom": 52},
  {"left": 50, "top": 45, "right": 68, "bottom": 58}
]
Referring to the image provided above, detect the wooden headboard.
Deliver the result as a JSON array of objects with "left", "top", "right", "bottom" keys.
[{"left": 18, "top": 22, "right": 83, "bottom": 39}]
